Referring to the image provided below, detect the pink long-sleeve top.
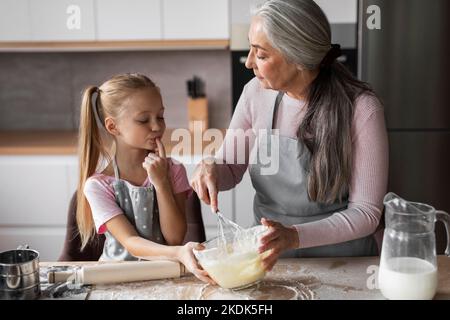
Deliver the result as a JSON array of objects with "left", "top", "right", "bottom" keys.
[{"left": 215, "top": 78, "right": 389, "bottom": 249}]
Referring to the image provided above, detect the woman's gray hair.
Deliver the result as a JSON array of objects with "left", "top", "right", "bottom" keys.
[
  {"left": 253, "top": 0, "right": 332, "bottom": 70},
  {"left": 252, "top": 0, "right": 376, "bottom": 204}
]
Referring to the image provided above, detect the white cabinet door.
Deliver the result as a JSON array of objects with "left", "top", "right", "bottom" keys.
[
  {"left": 0, "top": 0, "right": 31, "bottom": 41},
  {"left": 66, "top": 156, "right": 79, "bottom": 198},
  {"left": 314, "top": 0, "right": 357, "bottom": 23},
  {"left": 0, "top": 226, "right": 66, "bottom": 261},
  {"left": 234, "top": 170, "right": 255, "bottom": 228},
  {"left": 96, "top": 0, "right": 162, "bottom": 40},
  {"left": 230, "top": 0, "right": 265, "bottom": 50},
  {"left": 0, "top": 156, "right": 76, "bottom": 226},
  {"left": 163, "top": 0, "right": 229, "bottom": 40},
  {"left": 30, "top": 0, "right": 95, "bottom": 41},
  {"left": 0, "top": 155, "right": 77, "bottom": 261}
]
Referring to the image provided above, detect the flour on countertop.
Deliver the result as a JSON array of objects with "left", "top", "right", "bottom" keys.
[
  {"left": 88, "top": 261, "right": 317, "bottom": 300},
  {"left": 40, "top": 259, "right": 385, "bottom": 300}
]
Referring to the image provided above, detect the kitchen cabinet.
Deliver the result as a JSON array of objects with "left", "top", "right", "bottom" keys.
[
  {"left": 96, "top": 0, "right": 162, "bottom": 40},
  {"left": 163, "top": 0, "right": 229, "bottom": 40},
  {"left": 0, "top": 227, "right": 66, "bottom": 262},
  {"left": 30, "top": 0, "right": 95, "bottom": 41},
  {"left": 0, "top": 0, "right": 30, "bottom": 41},
  {"left": 0, "top": 155, "right": 78, "bottom": 260},
  {"left": 314, "top": 0, "right": 358, "bottom": 23},
  {"left": 230, "top": 0, "right": 265, "bottom": 50},
  {"left": 0, "top": 155, "right": 77, "bottom": 225},
  {"left": 0, "top": 0, "right": 230, "bottom": 50}
]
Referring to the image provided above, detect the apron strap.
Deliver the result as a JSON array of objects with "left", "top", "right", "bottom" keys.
[
  {"left": 269, "top": 91, "right": 285, "bottom": 130},
  {"left": 112, "top": 156, "right": 120, "bottom": 180},
  {"left": 264, "top": 91, "right": 285, "bottom": 155}
]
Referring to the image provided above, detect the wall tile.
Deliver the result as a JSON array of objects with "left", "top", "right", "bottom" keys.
[
  {"left": 0, "top": 53, "right": 73, "bottom": 129},
  {"left": 0, "top": 50, "right": 232, "bottom": 130}
]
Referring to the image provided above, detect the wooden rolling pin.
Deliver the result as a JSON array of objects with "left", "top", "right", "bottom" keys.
[{"left": 48, "top": 260, "right": 185, "bottom": 285}]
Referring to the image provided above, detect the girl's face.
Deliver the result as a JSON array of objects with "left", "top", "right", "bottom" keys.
[
  {"left": 106, "top": 88, "right": 166, "bottom": 151},
  {"left": 245, "top": 16, "right": 301, "bottom": 91}
]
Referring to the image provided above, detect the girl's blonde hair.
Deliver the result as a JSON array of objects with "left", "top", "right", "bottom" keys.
[{"left": 77, "top": 73, "right": 157, "bottom": 250}]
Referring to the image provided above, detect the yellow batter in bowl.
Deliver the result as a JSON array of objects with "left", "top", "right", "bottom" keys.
[{"left": 193, "top": 225, "right": 269, "bottom": 290}]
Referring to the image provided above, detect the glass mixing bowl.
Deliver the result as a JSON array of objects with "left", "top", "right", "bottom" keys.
[{"left": 193, "top": 225, "right": 269, "bottom": 290}]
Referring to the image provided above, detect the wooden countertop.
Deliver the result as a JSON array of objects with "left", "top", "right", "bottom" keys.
[
  {"left": 0, "top": 129, "right": 226, "bottom": 156},
  {"left": 0, "top": 131, "right": 78, "bottom": 155},
  {"left": 40, "top": 256, "right": 450, "bottom": 300},
  {"left": 0, "top": 39, "right": 230, "bottom": 52}
]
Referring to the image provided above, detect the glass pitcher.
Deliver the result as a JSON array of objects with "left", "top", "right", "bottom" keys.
[{"left": 378, "top": 192, "right": 450, "bottom": 300}]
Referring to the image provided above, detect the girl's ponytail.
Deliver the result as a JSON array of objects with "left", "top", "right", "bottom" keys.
[{"left": 76, "top": 85, "right": 105, "bottom": 250}]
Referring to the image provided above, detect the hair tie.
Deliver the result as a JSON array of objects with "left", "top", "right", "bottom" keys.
[
  {"left": 91, "top": 88, "right": 105, "bottom": 130},
  {"left": 320, "top": 44, "right": 342, "bottom": 68}
]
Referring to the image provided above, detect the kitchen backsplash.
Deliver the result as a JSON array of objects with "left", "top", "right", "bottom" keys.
[{"left": 0, "top": 50, "right": 231, "bottom": 130}]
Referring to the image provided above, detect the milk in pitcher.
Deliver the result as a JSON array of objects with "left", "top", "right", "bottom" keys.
[{"left": 379, "top": 256, "right": 438, "bottom": 300}]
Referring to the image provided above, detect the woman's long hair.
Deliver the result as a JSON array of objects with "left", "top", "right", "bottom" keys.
[
  {"left": 77, "top": 73, "right": 157, "bottom": 249},
  {"left": 255, "top": 0, "right": 375, "bottom": 204}
]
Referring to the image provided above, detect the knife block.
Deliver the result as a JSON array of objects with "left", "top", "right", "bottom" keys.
[{"left": 187, "top": 97, "right": 208, "bottom": 133}]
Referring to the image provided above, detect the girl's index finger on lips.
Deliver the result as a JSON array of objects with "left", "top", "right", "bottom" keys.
[{"left": 156, "top": 138, "right": 166, "bottom": 159}]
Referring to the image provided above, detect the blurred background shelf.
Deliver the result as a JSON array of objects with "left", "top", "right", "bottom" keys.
[{"left": 0, "top": 40, "right": 230, "bottom": 52}]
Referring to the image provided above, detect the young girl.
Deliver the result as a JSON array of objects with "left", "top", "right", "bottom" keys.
[{"left": 76, "top": 73, "right": 212, "bottom": 284}]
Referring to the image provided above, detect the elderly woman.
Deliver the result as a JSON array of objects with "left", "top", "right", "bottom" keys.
[{"left": 190, "top": 0, "right": 388, "bottom": 271}]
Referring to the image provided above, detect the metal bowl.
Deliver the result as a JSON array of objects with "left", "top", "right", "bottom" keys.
[{"left": 0, "top": 249, "right": 41, "bottom": 300}]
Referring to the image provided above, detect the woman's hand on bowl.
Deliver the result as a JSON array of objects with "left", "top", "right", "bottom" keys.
[
  {"left": 177, "top": 242, "right": 216, "bottom": 285},
  {"left": 258, "top": 218, "right": 300, "bottom": 272},
  {"left": 189, "top": 157, "right": 219, "bottom": 213}
]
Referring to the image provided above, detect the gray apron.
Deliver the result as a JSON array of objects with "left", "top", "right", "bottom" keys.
[
  {"left": 99, "top": 157, "right": 166, "bottom": 261},
  {"left": 249, "top": 92, "right": 378, "bottom": 257}
]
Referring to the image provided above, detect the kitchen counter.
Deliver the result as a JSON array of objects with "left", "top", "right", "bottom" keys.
[
  {"left": 0, "top": 131, "right": 78, "bottom": 155},
  {"left": 0, "top": 129, "right": 226, "bottom": 155},
  {"left": 40, "top": 256, "right": 450, "bottom": 300}
]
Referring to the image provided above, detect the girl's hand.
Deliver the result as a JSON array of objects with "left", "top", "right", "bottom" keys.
[
  {"left": 189, "top": 158, "right": 219, "bottom": 213},
  {"left": 142, "top": 138, "right": 169, "bottom": 189},
  {"left": 177, "top": 242, "right": 216, "bottom": 285},
  {"left": 258, "top": 218, "right": 300, "bottom": 272}
]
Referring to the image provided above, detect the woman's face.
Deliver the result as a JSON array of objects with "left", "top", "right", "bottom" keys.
[
  {"left": 245, "top": 16, "right": 301, "bottom": 92},
  {"left": 106, "top": 88, "right": 166, "bottom": 151}
]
